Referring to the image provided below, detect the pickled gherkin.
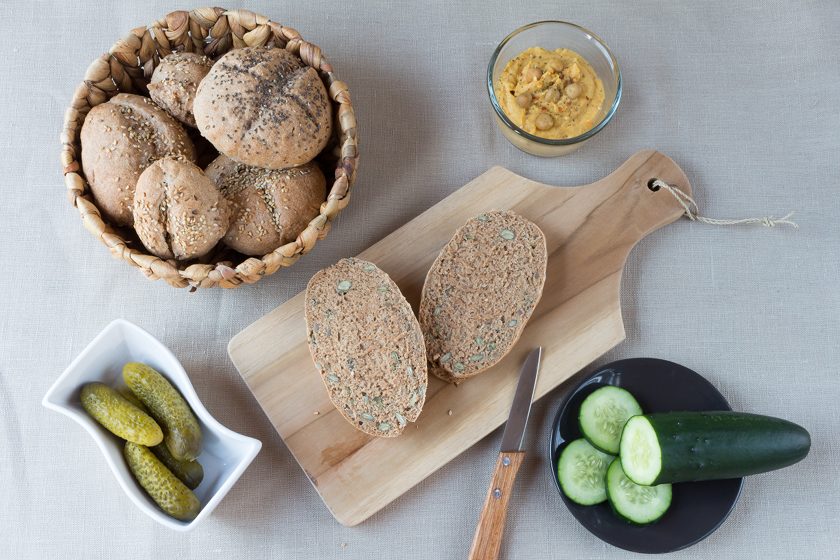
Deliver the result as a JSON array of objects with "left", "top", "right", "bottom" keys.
[
  {"left": 81, "top": 382, "right": 163, "bottom": 446},
  {"left": 117, "top": 384, "right": 147, "bottom": 412},
  {"left": 124, "top": 442, "right": 200, "bottom": 521},
  {"left": 152, "top": 443, "right": 204, "bottom": 489},
  {"left": 123, "top": 363, "right": 203, "bottom": 461}
]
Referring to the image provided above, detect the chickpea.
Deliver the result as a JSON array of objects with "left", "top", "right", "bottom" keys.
[
  {"left": 564, "top": 83, "right": 582, "bottom": 99},
  {"left": 535, "top": 113, "right": 554, "bottom": 131},
  {"left": 524, "top": 66, "right": 543, "bottom": 82},
  {"left": 548, "top": 59, "right": 565, "bottom": 73},
  {"left": 515, "top": 93, "right": 532, "bottom": 108},
  {"left": 543, "top": 87, "right": 560, "bottom": 103}
]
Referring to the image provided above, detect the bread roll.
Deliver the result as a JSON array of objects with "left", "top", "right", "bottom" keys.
[
  {"left": 194, "top": 47, "right": 332, "bottom": 169},
  {"left": 205, "top": 155, "right": 326, "bottom": 256},
  {"left": 148, "top": 52, "right": 214, "bottom": 128},
  {"left": 305, "top": 258, "right": 428, "bottom": 437},
  {"left": 80, "top": 94, "right": 196, "bottom": 226},
  {"left": 419, "top": 211, "right": 548, "bottom": 383},
  {"left": 132, "top": 158, "right": 228, "bottom": 260}
]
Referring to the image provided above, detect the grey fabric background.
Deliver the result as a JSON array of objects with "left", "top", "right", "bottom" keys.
[{"left": 1, "top": 1, "right": 838, "bottom": 558}]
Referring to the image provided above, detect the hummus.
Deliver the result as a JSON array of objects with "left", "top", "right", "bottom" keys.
[{"left": 497, "top": 47, "right": 605, "bottom": 139}]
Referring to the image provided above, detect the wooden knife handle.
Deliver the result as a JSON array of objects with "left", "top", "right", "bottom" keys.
[{"left": 468, "top": 451, "right": 526, "bottom": 560}]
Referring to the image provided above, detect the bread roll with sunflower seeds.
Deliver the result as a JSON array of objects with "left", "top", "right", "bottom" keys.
[
  {"left": 80, "top": 94, "right": 196, "bottom": 226},
  {"left": 205, "top": 155, "right": 325, "bottom": 256},
  {"left": 132, "top": 158, "right": 228, "bottom": 261}
]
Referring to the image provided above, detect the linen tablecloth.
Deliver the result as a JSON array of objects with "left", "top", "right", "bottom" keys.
[{"left": 1, "top": 1, "right": 838, "bottom": 558}]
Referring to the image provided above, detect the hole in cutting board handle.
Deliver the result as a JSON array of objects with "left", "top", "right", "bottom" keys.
[{"left": 647, "top": 178, "right": 661, "bottom": 192}]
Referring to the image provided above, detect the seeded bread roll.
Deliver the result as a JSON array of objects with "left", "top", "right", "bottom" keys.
[
  {"left": 205, "top": 155, "right": 326, "bottom": 256},
  {"left": 305, "top": 258, "right": 428, "bottom": 438},
  {"left": 148, "top": 52, "right": 214, "bottom": 128},
  {"left": 80, "top": 94, "right": 196, "bottom": 226},
  {"left": 419, "top": 211, "right": 547, "bottom": 383},
  {"left": 132, "top": 158, "right": 229, "bottom": 261},
  {"left": 193, "top": 46, "right": 332, "bottom": 169}
]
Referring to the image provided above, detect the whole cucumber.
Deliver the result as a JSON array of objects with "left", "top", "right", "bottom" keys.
[
  {"left": 124, "top": 442, "right": 200, "bottom": 521},
  {"left": 123, "top": 363, "right": 202, "bottom": 461},
  {"left": 620, "top": 411, "right": 811, "bottom": 485},
  {"left": 152, "top": 443, "right": 204, "bottom": 490},
  {"left": 80, "top": 382, "right": 163, "bottom": 446}
]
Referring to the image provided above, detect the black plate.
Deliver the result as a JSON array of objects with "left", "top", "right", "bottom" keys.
[{"left": 549, "top": 358, "right": 743, "bottom": 554}]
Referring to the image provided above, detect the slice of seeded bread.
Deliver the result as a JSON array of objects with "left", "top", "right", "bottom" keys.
[
  {"left": 305, "top": 258, "right": 428, "bottom": 437},
  {"left": 419, "top": 211, "right": 547, "bottom": 383}
]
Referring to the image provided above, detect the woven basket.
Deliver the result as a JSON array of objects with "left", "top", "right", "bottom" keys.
[{"left": 61, "top": 8, "right": 358, "bottom": 289}]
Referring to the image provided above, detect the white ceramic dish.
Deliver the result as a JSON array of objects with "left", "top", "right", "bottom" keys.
[{"left": 42, "top": 319, "right": 262, "bottom": 531}]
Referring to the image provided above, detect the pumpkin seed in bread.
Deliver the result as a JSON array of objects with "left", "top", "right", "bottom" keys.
[
  {"left": 304, "top": 258, "right": 427, "bottom": 437},
  {"left": 419, "top": 211, "right": 547, "bottom": 382}
]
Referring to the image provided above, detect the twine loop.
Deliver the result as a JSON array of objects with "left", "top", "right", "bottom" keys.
[{"left": 649, "top": 179, "right": 799, "bottom": 229}]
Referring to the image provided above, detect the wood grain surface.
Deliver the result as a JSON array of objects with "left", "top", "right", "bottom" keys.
[{"left": 228, "top": 150, "right": 692, "bottom": 526}]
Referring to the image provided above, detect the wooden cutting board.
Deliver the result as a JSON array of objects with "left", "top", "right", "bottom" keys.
[{"left": 228, "top": 150, "right": 691, "bottom": 526}]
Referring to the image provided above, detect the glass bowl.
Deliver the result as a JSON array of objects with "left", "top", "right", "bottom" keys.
[{"left": 487, "top": 21, "right": 622, "bottom": 157}]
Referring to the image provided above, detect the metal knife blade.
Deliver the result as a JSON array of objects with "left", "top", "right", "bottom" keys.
[{"left": 499, "top": 347, "right": 542, "bottom": 452}]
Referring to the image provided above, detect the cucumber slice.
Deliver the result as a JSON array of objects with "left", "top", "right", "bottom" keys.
[
  {"left": 619, "top": 415, "right": 662, "bottom": 485},
  {"left": 578, "top": 386, "right": 643, "bottom": 454},
  {"left": 620, "top": 412, "right": 812, "bottom": 485},
  {"left": 606, "top": 458, "right": 672, "bottom": 525},
  {"left": 557, "top": 438, "right": 613, "bottom": 505}
]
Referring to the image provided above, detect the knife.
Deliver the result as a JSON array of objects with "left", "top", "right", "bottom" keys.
[{"left": 468, "top": 347, "right": 542, "bottom": 560}]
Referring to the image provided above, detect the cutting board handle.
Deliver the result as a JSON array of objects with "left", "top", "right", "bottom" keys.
[
  {"left": 520, "top": 149, "right": 693, "bottom": 251},
  {"left": 585, "top": 149, "right": 693, "bottom": 242}
]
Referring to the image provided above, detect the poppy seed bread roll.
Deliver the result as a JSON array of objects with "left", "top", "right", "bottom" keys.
[
  {"left": 80, "top": 94, "right": 196, "bottom": 226},
  {"left": 205, "top": 155, "right": 326, "bottom": 256},
  {"left": 132, "top": 158, "right": 229, "bottom": 261},
  {"left": 193, "top": 47, "right": 332, "bottom": 169},
  {"left": 148, "top": 52, "right": 214, "bottom": 128},
  {"left": 419, "top": 211, "right": 548, "bottom": 383},
  {"left": 305, "top": 258, "right": 428, "bottom": 438}
]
